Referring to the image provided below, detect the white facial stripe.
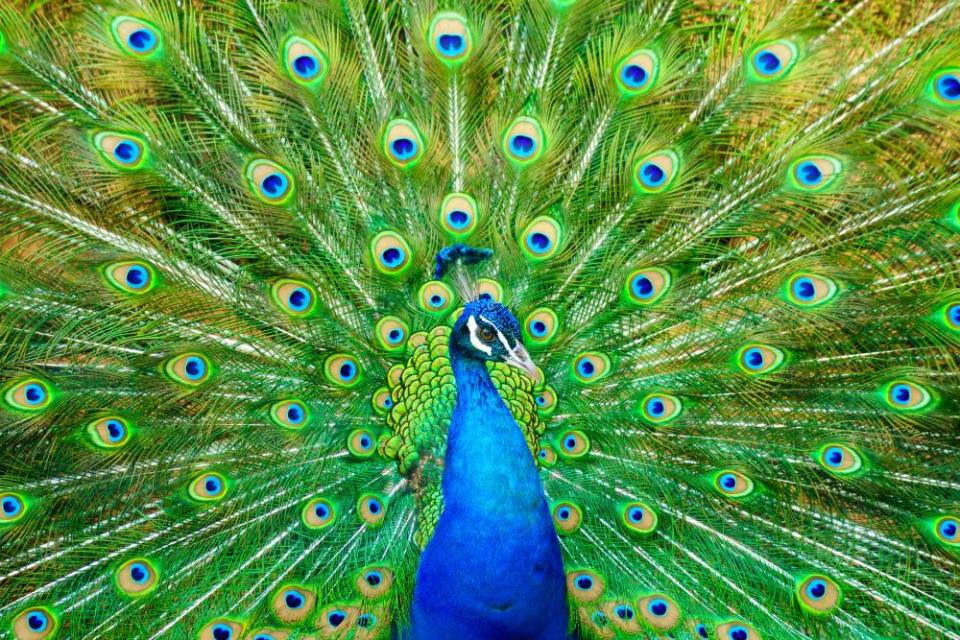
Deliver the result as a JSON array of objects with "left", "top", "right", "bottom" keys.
[
  {"left": 467, "top": 315, "right": 493, "bottom": 355},
  {"left": 479, "top": 314, "right": 514, "bottom": 353}
]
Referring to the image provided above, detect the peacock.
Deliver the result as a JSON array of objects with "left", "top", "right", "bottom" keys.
[{"left": 0, "top": 0, "right": 959, "bottom": 638}]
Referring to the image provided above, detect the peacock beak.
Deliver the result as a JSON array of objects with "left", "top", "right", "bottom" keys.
[{"left": 503, "top": 343, "right": 540, "bottom": 383}]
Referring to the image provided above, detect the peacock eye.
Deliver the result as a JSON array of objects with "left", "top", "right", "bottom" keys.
[{"left": 478, "top": 326, "right": 495, "bottom": 342}]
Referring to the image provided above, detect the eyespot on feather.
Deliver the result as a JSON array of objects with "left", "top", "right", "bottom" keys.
[
  {"left": 302, "top": 497, "right": 337, "bottom": 530},
  {"left": 928, "top": 67, "right": 960, "bottom": 108},
  {"left": 164, "top": 352, "right": 213, "bottom": 386},
  {"left": 3, "top": 378, "right": 54, "bottom": 413},
  {"left": 198, "top": 619, "right": 244, "bottom": 640},
  {"left": 115, "top": 558, "right": 159, "bottom": 597},
  {"left": 0, "top": 492, "right": 28, "bottom": 525},
  {"left": 552, "top": 501, "right": 583, "bottom": 535},
  {"left": 428, "top": 12, "right": 472, "bottom": 66},
  {"left": 557, "top": 429, "right": 590, "bottom": 459},
  {"left": 502, "top": 116, "right": 546, "bottom": 166},
  {"left": 748, "top": 39, "right": 798, "bottom": 82},
  {"left": 712, "top": 470, "right": 754, "bottom": 499},
  {"left": 418, "top": 281, "right": 456, "bottom": 314},
  {"left": 639, "top": 393, "right": 682, "bottom": 424},
  {"left": 624, "top": 267, "right": 671, "bottom": 306},
  {"left": 270, "top": 279, "right": 317, "bottom": 317},
  {"left": 111, "top": 16, "right": 161, "bottom": 58},
  {"left": 787, "top": 155, "right": 843, "bottom": 192},
  {"left": 815, "top": 443, "right": 864, "bottom": 476},
  {"left": 270, "top": 399, "right": 310, "bottom": 429},
  {"left": 537, "top": 444, "right": 558, "bottom": 468},
  {"left": 534, "top": 385, "right": 558, "bottom": 416},
  {"left": 572, "top": 352, "right": 611, "bottom": 384},
  {"left": 638, "top": 593, "right": 681, "bottom": 630},
  {"left": 188, "top": 472, "right": 228, "bottom": 502},
  {"left": 784, "top": 272, "right": 838, "bottom": 307},
  {"left": 795, "top": 574, "right": 842, "bottom": 615},
  {"left": 519, "top": 216, "right": 562, "bottom": 261},
  {"left": 356, "top": 565, "right": 394, "bottom": 599},
  {"left": 620, "top": 501, "right": 657, "bottom": 535},
  {"left": 283, "top": 36, "right": 328, "bottom": 87},
  {"left": 633, "top": 150, "right": 680, "bottom": 194},
  {"left": 716, "top": 621, "right": 761, "bottom": 640},
  {"left": 370, "top": 231, "right": 413, "bottom": 276},
  {"left": 357, "top": 493, "right": 387, "bottom": 527},
  {"left": 602, "top": 600, "right": 642, "bottom": 634},
  {"left": 12, "top": 606, "right": 59, "bottom": 640},
  {"left": 245, "top": 159, "right": 295, "bottom": 205},
  {"left": 272, "top": 584, "right": 316, "bottom": 624},
  {"left": 87, "top": 416, "right": 133, "bottom": 448},
  {"left": 324, "top": 354, "right": 362, "bottom": 388},
  {"left": 347, "top": 429, "right": 378, "bottom": 459},
  {"left": 371, "top": 387, "right": 393, "bottom": 415},
  {"left": 567, "top": 569, "right": 605, "bottom": 602},
  {"left": 438, "top": 193, "right": 479, "bottom": 237},
  {"left": 94, "top": 132, "right": 149, "bottom": 170},
  {"left": 735, "top": 344, "right": 784, "bottom": 375},
  {"left": 103, "top": 260, "right": 158, "bottom": 295},
  {"left": 383, "top": 119, "right": 425, "bottom": 168},
  {"left": 476, "top": 278, "right": 503, "bottom": 303},
  {"left": 931, "top": 514, "right": 960, "bottom": 546},
  {"left": 614, "top": 49, "right": 659, "bottom": 96},
  {"left": 315, "top": 603, "right": 358, "bottom": 635},
  {"left": 375, "top": 316, "right": 409, "bottom": 352},
  {"left": 882, "top": 380, "right": 934, "bottom": 412},
  {"left": 523, "top": 308, "right": 559, "bottom": 345}
]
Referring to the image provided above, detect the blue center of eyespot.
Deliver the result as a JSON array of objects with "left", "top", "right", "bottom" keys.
[
  {"left": 938, "top": 74, "right": 960, "bottom": 100},
  {"left": 793, "top": 277, "right": 815, "bottom": 300},
  {"left": 315, "top": 503, "right": 329, "bottom": 518},
  {"left": 648, "top": 398, "right": 665, "bottom": 416},
  {"left": 438, "top": 33, "right": 465, "bottom": 55},
  {"left": 27, "top": 612, "right": 47, "bottom": 631},
  {"left": 388, "top": 328, "right": 403, "bottom": 342},
  {"left": 621, "top": 64, "right": 648, "bottom": 87},
  {"left": 729, "top": 628, "right": 748, "bottom": 640},
  {"left": 614, "top": 605, "right": 634, "bottom": 620},
  {"left": 359, "top": 435, "right": 371, "bottom": 448},
  {"left": 948, "top": 304, "right": 960, "bottom": 326},
  {"left": 128, "top": 29, "right": 156, "bottom": 52},
  {"left": 797, "top": 161, "right": 822, "bottom": 185},
  {"left": 288, "top": 287, "right": 310, "bottom": 311},
  {"left": 564, "top": 437, "right": 576, "bottom": 450},
  {"left": 254, "top": 636, "right": 274, "bottom": 640},
  {"left": 368, "top": 499, "right": 381, "bottom": 514},
  {"left": 807, "top": 580, "right": 827, "bottom": 599},
  {"left": 528, "top": 231, "right": 551, "bottom": 252},
  {"left": 940, "top": 519, "right": 958, "bottom": 539},
  {"left": 720, "top": 473, "right": 737, "bottom": 490},
  {"left": 536, "top": 395, "right": 545, "bottom": 406},
  {"left": 285, "top": 591, "right": 304, "bottom": 608},
  {"left": 641, "top": 162, "right": 665, "bottom": 186},
  {"left": 212, "top": 625, "right": 232, "bottom": 640},
  {"left": 391, "top": 138, "right": 416, "bottom": 159},
  {"left": 531, "top": 320, "right": 547, "bottom": 336},
  {"left": 130, "top": 563, "right": 148, "bottom": 583},
  {"left": 287, "top": 405, "right": 303, "bottom": 423},
  {"left": 340, "top": 362, "right": 355, "bottom": 380},
  {"left": 383, "top": 397, "right": 392, "bottom": 408},
  {"left": 649, "top": 599, "right": 668, "bottom": 616},
  {"left": 744, "top": 348, "right": 764, "bottom": 369},
  {"left": 558, "top": 508, "right": 570, "bottom": 520},
  {"left": 510, "top": 134, "right": 535, "bottom": 157},
  {"left": 107, "top": 420, "right": 125, "bottom": 441},
  {"left": 2, "top": 497, "right": 20, "bottom": 515},
  {"left": 294, "top": 54, "right": 318, "bottom": 78},
  {"left": 114, "top": 141, "right": 139, "bottom": 163},
  {"left": 479, "top": 293, "right": 492, "bottom": 301},
  {"left": 448, "top": 209, "right": 470, "bottom": 228},
  {"left": 205, "top": 477, "right": 221, "bottom": 494},
  {"left": 185, "top": 357, "right": 205, "bottom": 379},
  {"left": 381, "top": 247, "right": 403, "bottom": 266},
  {"left": 632, "top": 275, "right": 654, "bottom": 298},
  {"left": 576, "top": 576, "right": 593, "bottom": 590},
  {"left": 261, "top": 173, "right": 288, "bottom": 197},
  {"left": 429, "top": 294, "right": 444, "bottom": 307},
  {"left": 125, "top": 265, "right": 147, "bottom": 288},
  {"left": 591, "top": 611, "right": 608, "bottom": 627},
  {"left": 24, "top": 384, "right": 45, "bottom": 404},
  {"left": 365, "top": 571, "right": 382, "bottom": 586},
  {"left": 578, "top": 359, "right": 595, "bottom": 376},
  {"left": 328, "top": 611, "right": 346, "bottom": 626},
  {"left": 696, "top": 623, "right": 709, "bottom": 638},
  {"left": 357, "top": 613, "right": 376, "bottom": 628},
  {"left": 892, "top": 384, "right": 911, "bottom": 404},
  {"left": 755, "top": 50, "right": 781, "bottom": 74},
  {"left": 629, "top": 507, "right": 643, "bottom": 522},
  {"left": 825, "top": 447, "right": 844, "bottom": 467}
]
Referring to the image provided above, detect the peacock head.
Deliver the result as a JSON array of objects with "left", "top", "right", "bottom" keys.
[{"left": 452, "top": 299, "right": 539, "bottom": 381}]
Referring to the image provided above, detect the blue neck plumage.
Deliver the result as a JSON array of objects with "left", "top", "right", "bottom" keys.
[{"left": 409, "top": 341, "right": 568, "bottom": 640}]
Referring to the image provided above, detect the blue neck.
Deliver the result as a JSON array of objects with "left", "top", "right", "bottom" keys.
[{"left": 409, "top": 344, "right": 568, "bottom": 640}]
